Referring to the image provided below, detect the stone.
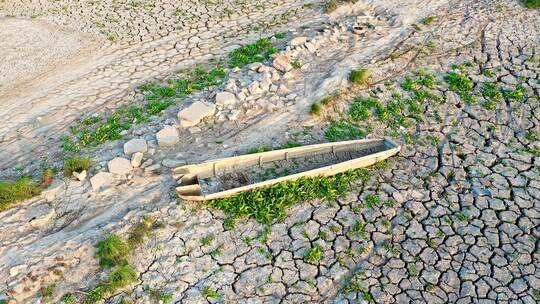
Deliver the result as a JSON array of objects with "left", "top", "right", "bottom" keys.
[
  {"left": 123, "top": 138, "right": 147, "bottom": 155},
  {"left": 273, "top": 55, "right": 293, "bottom": 72},
  {"left": 144, "top": 164, "right": 162, "bottom": 175},
  {"left": 156, "top": 126, "right": 179, "bottom": 147},
  {"left": 248, "top": 81, "right": 263, "bottom": 95},
  {"left": 9, "top": 265, "right": 27, "bottom": 277},
  {"left": 162, "top": 159, "right": 187, "bottom": 168},
  {"left": 290, "top": 36, "right": 307, "bottom": 47},
  {"left": 215, "top": 92, "right": 238, "bottom": 107},
  {"left": 72, "top": 170, "right": 87, "bottom": 181},
  {"left": 27, "top": 204, "right": 55, "bottom": 227},
  {"left": 131, "top": 152, "right": 144, "bottom": 168},
  {"left": 178, "top": 101, "right": 215, "bottom": 127},
  {"left": 107, "top": 157, "right": 132, "bottom": 175},
  {"left": 90, "top": 172, "right": 115, "bottom": 190},
  {"left": 41, "top": 179, "right": 66, "bottom": 202}
]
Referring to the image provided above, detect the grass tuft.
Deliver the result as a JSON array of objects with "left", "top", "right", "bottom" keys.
[
  {"left": 228, "top": 38, "right": 277, "bottom": 68},
  {"left": 325, "top": 0, "right": 338, "bottom": 12},
  {"left": 63, "top": 157, "right": 91, "bottom": 177},
  {"left": 0, "top": 178, "right": 41, "bottom": 212},
  {"left": 325, "top": 121, "right": 367, "bottom": 142},
  {"left": 349, "top": 69, "right": 370, "bottom": 86},
  {"left": 96, "top": 234, "right": 130, "bottom": 268},
  {"left": 304, "top": 244, "right": 324, "bottom": 263},
  {"left": 522, "top": 0, "right": 540, "bottom": 8}
]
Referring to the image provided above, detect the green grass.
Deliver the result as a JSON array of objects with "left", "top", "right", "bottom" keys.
[
  {"left": 248, "top": 141, "right": 301, "bottom": 154},
  {"left": 106, "top": 265, "right": 138, "bottom": 291},
  {"left": 420, "top": 16, "right": 436, "bottom": 25},
  {"left": 0, "top": 177, "right": 41, "bottom": 212},
  {"left": 349, "top": 69, "right": 370, "bottom": 86},
  {"left": 127, "top": 216, "right": 156, "bottom": 248},
  {"left": 480, "top": 82, "right": 503, "bottom": 110},
  {"left": 200, "top": 234, "right": 215, "bottom": 246},
  {"left": 304, "top": 244, "right": 324, "bottom": 263},
  {"left": 63, "top": 157, "right": 91, "bottom": 176},
  {"left": 325, "top": 0, "right": 338, "bottom": 12},
  {"left": 201, "top": 286, "right": 220, "bottom": 299},
  {"left": 522, "top": 0, "right": 540, "bottom": 8},
  {"left": 96, "top": 234, "right": 131, "bottom": 268},
  {"left": 160, "top": 292, "right": 173, "bottom": 303},
  {"left": 228, "top": 38, "right": 278, "bottom": 68},
  {"left": 444, "top": 70, "right": 476, "bottom": 104},
  {"left": 325, "top": 121, "right": 367, "bottom": 141},
  {"left": 40, "top": 283, "right": 56, "bottom": 298},
  {"left": 208, "top": 168, "right": 372, "bottom": 225},
  {"left": 62, "top": 293, "right": 76, "bottom": 304},
  {"left": 310, "top": 102, "right": 323, "bottom": 115}
]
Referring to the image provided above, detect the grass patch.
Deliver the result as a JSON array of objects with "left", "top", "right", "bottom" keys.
[
  {"left": 304, "top": 244, "right": 324, "bottom": 263},
  {"left": 41, "top": 168, "right": 55, "bottom": 188},
  {"left": 208, "top": 168, "right": 372, "bottom": 225},
  {"left": 325, "top": 121, "right": 367, "bottom": 141},
  {"left": 40, "top": 283, "right": 56, "bottom": 299},
  {"left": 62, "top": 293, "right": 76, "bottom": 304},
  {"left": 248, "top": 141, "right": 301, "bottom": 154},
  {"left": 420, "top": 16, "right": 436, "bottom": 25},
  {"left": 444, "top": 70, "right": 476, "bottom": 104},
  {"left": 522, "top": 0, "right": 540, "bottom": 8},
  {"left": 96, "top": 234, "right": 131, "bottom": 268},
  {"left": 480, "top": 82, "right": 503, "bottom": 110},
  {"left": 325, "top": 0, "right": 338, "bottom": 12},
  {"left": 310, "top": 94, "right": 339, "bottom": 116},
  {"left": 201, "top": 286, "right": 220, "bottom": 299},
  {"left": 63, "top": 157, "right": 91, "bottom": 176},
  {"left": 0, "top": 177, "right": 41, "bottom": 212},
  {"left": 228, "top": 38, "right": 278, "bottom": 68},
  {"left": 349, "top": 69, "right": 370, "bottom": 86}
]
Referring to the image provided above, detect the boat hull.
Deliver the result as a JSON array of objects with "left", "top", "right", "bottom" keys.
[{"left": 174, "top": 138, "right": 401, "bottom": 201}]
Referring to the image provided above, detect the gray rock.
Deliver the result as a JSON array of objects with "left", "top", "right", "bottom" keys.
[
  {"left": 90, "top": 172, "right": 115, "bottom": 190},
  {"left": 156, "top": 126, "right": 179, "bottom": 147},
  {"left": 215, "top": 92, "right": 237, "bottom": 107},
  {"left": 162, "top": 159, "right": 187, "bottom": 168},
  {"left": 131, "top": 152, "right": 144, "bottom": 168},
  {"left": 178, "top": 101, "right": 215, "bottom": 127},
  {"left": 108, "top": 157, "right": 132, "bottom": 175},
  {"left": 123, "top": 138, "right": 147, "bottom": 155}
]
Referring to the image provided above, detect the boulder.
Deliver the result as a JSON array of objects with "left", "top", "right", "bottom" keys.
[
  {"left": 107, "top": 157, "right": 132, "bottom": 175},
  {"left": 215, "top": 92, "right": 238, "bottom": 107},
  {"left": 123, "top": 138, "right": 147, "bottom": 155},
  {"left": 90, "top": 172, "right": 115, "bottom": 190},
  {"left": 156, "top": 126, "right": 179, "bottom": 147},
  {"left": 177, "top": 101, "right": 215, "bottom": 127},
  {"left": 273, "top": 55, "right": 293, "bottom": 72},
  {"left": 131, "top": 152, "right": 144, "bottom": 168}
]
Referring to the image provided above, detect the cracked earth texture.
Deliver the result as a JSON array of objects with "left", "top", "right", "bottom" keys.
[{"left": 1, "top": 0, "right": 539, "bottom": 303}]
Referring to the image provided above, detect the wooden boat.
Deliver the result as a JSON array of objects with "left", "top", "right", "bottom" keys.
[{"left": 173, "top": 137, "right": 401, "bottom": 201}]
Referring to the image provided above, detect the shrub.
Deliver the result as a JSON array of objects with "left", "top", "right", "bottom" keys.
[
  {"left": 63, "top": 157, "right": 91, "bottom": 177},
  {"left": 522, "top": 0, "right": 540, "bottom": 8},
  {"left": 349, "top": 69, "right": 370, "bottom": 86},
  {"left": 96, "top": 234, "right": 130, "bottom": 268},
  {"left": 0, "top": 177, "right": 41, "bottom": 212}
]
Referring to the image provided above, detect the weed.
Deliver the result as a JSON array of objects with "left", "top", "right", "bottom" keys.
[
  {"left": 349, "top": 97, "right": 382, "bottom": 121},
  {"left": 304, "top": 244, "right": 324, "bottom": 263},
  {"left": 63, "top": 157, "right": 91, "bottom": 176},
  {"left": 274, "top": 32, "right": 286, "bottom": 39},
  {"left": 200, "top": 234, "right": 215, "bottom": 246},
  {"left": 444, "top": 71, "right": 476, "bottom": 104},
  {"left": 201, "top": 286, "right": 220, "bottom": 299},
  {"left": 0, "top": 177, "right": 41, "bottom": 212},
  {"left": 349, "top": 69, "right": 370, "bottom": 86},
  {"left": 229, "top": 38, "right": 277, "bottom": 68},
  {"left": 364, "top": 194, "right": 381, "bottom": 209},
  {"left": 160, "top": 292, "right": 173, "bottom": 303},
  {"left": 325, "top": 0, "right": 338, "bottom": 12},
  {"left": 96, "top": 234, "right": 130, "bottom": 268},
  {"left": 62, "top": 293, "right": 76, "bottom": 304},
  {"left": 208, "top": 168, "right": 372, "bottom": 224},
  {"left": 106, "top": 265, "right": 138, "bottom": 291},
  {"left": 128, "top": 216, "right": 155, "bottom": 248},
  {"left": 420, "top": 16, "right": 436, "bottom": 25},
  {"left": 325, "top": 121, "right": 367, "bottom": 141},
  {"left": 310, "top": 102, "right": 323, "bottom": 115},
  {"left": 481, "top": 82, "right": 503, "bottom": 110},
  {"left": 291, "top": 60, "right": 302, "bottom": 69},
  {"left": 349, "top": 220, "right": 368, "bottom": 239},
  {"left": 455, "top": 212, "right": 470, "bottom": 222},
  {"left": 407, "top": 263, "right": 419, "bottom": 276},
  {"left": 40, "top": 283, "right": 56, "bottom": 298},
  {"left": 526, "top": 131, "right": 539, "bottom": 141},
  {"left": 502, "top": 86, "right": 526, "bottom": 102},
  {"left": 41, "top": 168, "right": 54, "bottom": 188}
]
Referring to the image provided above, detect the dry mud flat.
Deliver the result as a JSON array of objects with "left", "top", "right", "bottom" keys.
[{"left": 0, "top": 0, "right": 539, "bottom": 303}]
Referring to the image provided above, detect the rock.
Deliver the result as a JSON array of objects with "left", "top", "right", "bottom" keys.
[
  {"left": 162, "top": 159, "right": 187, "bottom": 168},
  {"left": 141, "top": 159, "right": 154, "bottom": 168},
  {"left": 72, "top": 170, "right": 87, "bottom": 181},
  {"left": 27, "top": 204, "right": 55, "bottom": 228},
  {"left": 248, "top": 81, "right": 264, "bottom": 95},
  {"left": 228, "top": 110, "right": 241, "bottom": 120},
  {"left": 273, "top": 55, "right": 293, "bottom": 72},
  {"left": 156, "top": 126, "right": 179, "bottom": 147},
  {"left": 41, "top": 179, "right": 66, "bottom": 202},
  {"left": 9, "top": 265, "right": 27, "bottom": 277},
  {"left": 144, "top": 164, "right": 162, "bottom": 175},
  {"left": 215, "top": 92, "right": 238, "bottom": 107},
  {"left": 290, "top": 36, "right": 307, "bottom": 47},
  {"left": 90, "top": 172, "right": 115, "bottom": 190},
  {"left": 178, "top": 101, "right": 215, "bottom": 127},
  {"left": 123, "top": 138, "right": 147, "bottom": 155},
  {"left": 277, "top": 84, "right": 289, "bottom": 95},
  {"left": 131, "top": 152, "right": 144, "bottom": 168},
  {"left": 107, "top": 157, "right": 132, "bottom": 175}
]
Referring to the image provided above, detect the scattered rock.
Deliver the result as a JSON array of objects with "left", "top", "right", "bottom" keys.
[
  {"left": 156, "top": 126, "right": 179, "bottom": 147},
  {"left": 123, "top": 138, "right": 148, "bottom": 155},
  {"left": 108, "top": 157, "right": 132, "bottom": 175},
  {"left": 144, "top": 164, "right": 162, "bottom": 175},
  {"left": 72, "top": 170, "right": 87, "bottom": 181},
  {"left": 178, "top": 101, "right": 216, "bottom": 127},
  {"left": 162, "top": 159, "right": 187, "bottom": 168},
  {"left": 290, "top": 36, "right": 307, "bottom": 46},
  {"left": 273, "top": 55, "right": 293, "bottom": 72},
  {"left": 90, "top": 172, "right": 115, "bottom": 190},
  {"left": 131, "top": 152, "right": 144, "bottom": 168},
  {"left": 215, "top": 92, "right": 238, "bottom": 107}
]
